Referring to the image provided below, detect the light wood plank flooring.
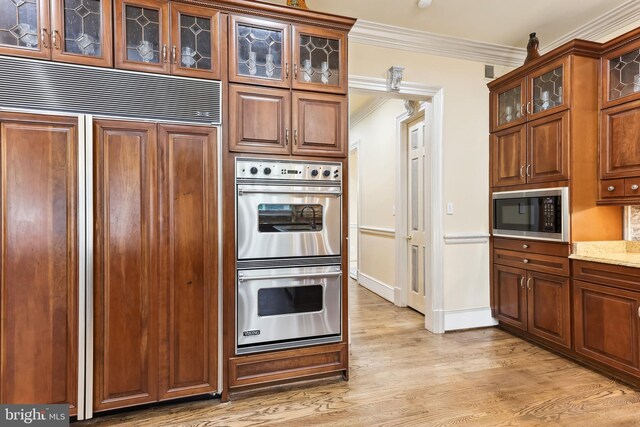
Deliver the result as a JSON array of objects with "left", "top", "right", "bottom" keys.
[{"left": 80, "top": 281, "right": 640, "bottom": 426}]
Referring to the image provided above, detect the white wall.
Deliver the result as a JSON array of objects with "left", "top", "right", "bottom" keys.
[{"left": 349, "top": 44, "right": 503, "bottom": 328}]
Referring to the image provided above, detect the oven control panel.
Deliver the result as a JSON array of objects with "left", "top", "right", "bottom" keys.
[{"left": 236, "top": 158, "right": 342, "bottom": 182}]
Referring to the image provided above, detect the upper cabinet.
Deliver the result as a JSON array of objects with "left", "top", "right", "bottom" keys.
[
  {"left": 491, "top": 57, "right": 570, "bottom": 133},
  {"left": 0, "top": 0, "right": 113, "bottom": 66},
  {"left": 602, "top": 35, "right": 640, "bottom": 108},
  {"left": 229, "top": 15, "right": 347, "bottom": 94},
  {"left": 114, "top": 0, "right": 220, "bottom": 78}
]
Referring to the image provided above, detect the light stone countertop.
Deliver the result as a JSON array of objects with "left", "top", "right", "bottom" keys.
[{"left": 569, "top": 240, "right": 640, "bottom": 269}]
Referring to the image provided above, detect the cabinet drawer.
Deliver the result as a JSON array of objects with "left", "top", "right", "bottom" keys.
[
  {"left": 600, "top": 179, "right": 625, "bottom": 198},
  {"left": 494, "top": 249, "right": 569, "bottom": 276},
  {"left": 493, "top": 237, "right": 569, "bottom": 256},
  {"left": 625, "top": 177, "right": 640, "bottom": 197},
  {"left": 572, "top": 260, "right": 640, "bottom": 293}
]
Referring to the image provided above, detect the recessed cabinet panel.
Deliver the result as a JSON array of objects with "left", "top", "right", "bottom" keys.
[
  {"left": 0, "top": 0, "right": 50, "bottom": 59},
  {"left": 93, "top": 120, "right": 159, "bottom": 411},
  {"left": 490, "top": 125, "right": 526, "bottom": 187},
  {"left": 292, "top": 91, "right": 346, "bottom": 157},
  {"left": 229, "top": 16, "right": 290, "bottom": 88},
  {"left": 229, "top": 84, "right": 290, "bottom": 155},
  {"left": 527, "top": 111, "right": 569, "bottom": 183},
  {"left": 0, "top": 114, "right": 78, "bottom": 414},
  {"left": 527, "top": 272, "right": 571, "bottom": 348},
  {"left": 600, "top": 99, "right": 640, "bottom": 179},
  {"left": 494, "top": 264, "right": 527, "bottom": 330}
]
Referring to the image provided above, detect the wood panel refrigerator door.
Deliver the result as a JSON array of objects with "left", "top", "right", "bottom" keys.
[
  {"left": 0, "top": 113, "right": 78, "bottom": 414},
  {"left": 158, "top": 125, "right": 217, "bottom": 399},
  {"left": 407, "top": 117, "right": 428, "bottom": 314},
  {"left": 292, "top": 91, "right": 346, "bottom": 157},
  {"left": 93, "top": 120, "right": 158, "bottom": 411}
]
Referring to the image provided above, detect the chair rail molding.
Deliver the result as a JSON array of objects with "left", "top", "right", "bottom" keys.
[
  {"left": 359, "top": 225, "right": 395, "bottom": 238},
  {"left": 443, "top": 233, "right": 490, "bottom": 245}
]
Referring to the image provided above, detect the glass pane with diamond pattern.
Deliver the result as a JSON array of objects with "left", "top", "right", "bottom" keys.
[
  {"left": 63, "top": 0, "right": 102, "bottom": 56},
  {"left": 179, "top": 13, "right": 211, "bottom": 70},
  {"left": 236, "top": 23, "right": 282, "bottom": 80},
  {"left": 125, "top": 5, "right": 160, "bottom": 63},
  {"left": 298, "top": 34, "right": 339, "bottom": 86},
  {"left": 532, "top": 66, "right": 563, "bottom": 113},
  {"left": 0, "top": 0, "right": 39, "bottom": 49},
  {"left": 497, "top": 86, "right": 522, "bottom": 126},
  {"left": 609, "top": 49, "right": 640, "bottom": 101}
]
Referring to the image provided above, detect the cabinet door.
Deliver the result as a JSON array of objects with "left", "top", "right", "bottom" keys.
[
  {"left": 169, "top": 3, "right": 220, "bottom": 79},
  {"left": 229, "top": 84, "right": 290, "bottom": 155},
  {"left": 490, "top": 125, "right": 526, "bottom": 187},
  {"left": 490, "top": 78, "right": 525, "bottom": 132},
  {"left": 526, "top": 271, "right": 570, "bottom": 348},
  {"left": 602, "top": 38, "right": 640, "bottom": 108},
  {"left": 292, "top": 24, "right": 347, "bottom": 94},
  {"left": 229, "top": 15, "right": 290, "bottom": 88},
  {"left": 114, "top": 0, "right": 170, "bottom": 73},
  {"left": 93, "top": 120, "right": 159, "bottom": 411},
  {"left": 527, "top": 110, "right": 569, "bottom": 184},
  {"left": 600, "top": 99, "right": 640, "bottom": 179},
  {"left": 0, "top": 113, "right": 78, "bottom": 414},
  {"left": 493, "top": 264, "right": 527, "bottom": 330},
  {"left": 158, "top": 125, "right": 217, "bottom": 400},
  {"left": 0, "top": 0, "right": 50, "bottom": 59},
  {"left": 50, "top": 0, "right": 113, "bottom": 66},
  {"left": 574, "top": 280, "right": 640, "bottom": 377},
  {"left": 292, "top": 91, "right": 347, "bottom": 157},
  {"left": 526, "top": 56, "right": 570, "bottom": 121}
]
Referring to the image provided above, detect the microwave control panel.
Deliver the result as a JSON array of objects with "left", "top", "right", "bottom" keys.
[{"left": 542, "top": 197, "right": 557, "bottom": 231}]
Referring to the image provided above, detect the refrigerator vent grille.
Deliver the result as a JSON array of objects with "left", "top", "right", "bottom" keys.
[{"left": 0, "top": 56, "right": 221, "bottom": 125}]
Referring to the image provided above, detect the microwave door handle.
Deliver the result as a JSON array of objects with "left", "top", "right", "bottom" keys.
[
  {"left": 238, "top": 271, "right": 342, "bottom": 282},
  {"left": 238, "top": 188, "right": 341, "bottom": 197}
]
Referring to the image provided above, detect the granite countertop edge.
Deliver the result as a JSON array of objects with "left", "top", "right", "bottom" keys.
[{"left": 568, "top": 253, "right": 640, "bottom": 269}]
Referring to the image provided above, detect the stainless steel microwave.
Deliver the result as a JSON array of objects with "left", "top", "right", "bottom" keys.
[{"left": 492, "top": 187, "right": 569, "bottom": 242}]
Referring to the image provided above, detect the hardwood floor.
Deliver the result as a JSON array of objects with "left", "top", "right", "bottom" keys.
[{"left": 79, "top": 280, "right": 640, "bottom": 426}]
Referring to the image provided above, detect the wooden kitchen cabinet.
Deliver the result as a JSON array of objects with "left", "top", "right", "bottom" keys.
[
  {"left": 228, "top": 15, "right": 347, "bottom": 94},
  {"left": 490, "top": 111, "right": 568, "bottom": 187},
  {"left": 0, "top": 0, "right": 113, "bottom": 66},
  {"left": 0, "top": 112, "right": 78, "bottom": 414},
  {"left": 600, "top": 99, "right": 640, "bottom": 180},
  {"left": 601, "top": 29, "right": 640, "bottom": 109},
  {"left": 115, "top": 0, "right": 220, "bottom": 78},
  {"left": 229, "top": 84, "right": 346, "bottom": 157},
  {"left": 494, "top": 264, "right": 527, "bottom": 330}
]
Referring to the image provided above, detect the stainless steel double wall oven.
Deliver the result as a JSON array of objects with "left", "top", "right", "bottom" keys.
[{"left": 235, "top": 158, "right": 343, "bottom": 354}]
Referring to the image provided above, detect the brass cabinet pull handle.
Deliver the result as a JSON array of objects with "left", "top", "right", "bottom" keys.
[
  {"left": 520, "top": 276, "right": 525, "bottom": 289},
  {"left": 526, "top": 102, "right": 531, "bottom": 114},
  {"left": 632, "top": 184, "right": 639, "bottom": 191},
  {"left": 526, "top": 165, "right": 531, "bottom": 177},
  {"left": 285, "top": 128, "right": 289, "bottom": 146},
  {"left": 172, "top": 46, "right": 177, "bottom": 64},
  {"left": 638, "top": 306, "right": 640, "bottom": 318},
  {"left": 527, "top": 277, "right": 532, "bottom": 290},
  {"left": 520, "top": 166, "right": 524, "bottom": 177},
  {"left": 520, "top": 104, "right": 525, "bottom": 117},
  {"left": 608, "top": 186, "right": 615, "bottom": 192},
  {"left": 53, "top": 30, "right": 61, "bottom": 50},
  {"left": 162, "top": 44, "right": 168, "bottom": 63},
  {"left": 294, "top": 129, "right": 298, "bottom": 145},
  {"left": 285, "top": 61, "right": 289, "bottom": 79},
  {"left": 41, "top": 28, "right": 50, "bottom": 49},
  {"left": 294, "top": 63, "right": 298, "bottom": 79}
]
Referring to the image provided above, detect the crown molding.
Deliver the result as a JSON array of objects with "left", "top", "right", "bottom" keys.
[
  {"left": 350, "top": 97, "right": 388, "bottom": 127},
  {"left": 349, "top": 20, "right": 526, "bottom": 68},
  {"left": 543, "top": 0, "right": 640, "bottom": 52}
]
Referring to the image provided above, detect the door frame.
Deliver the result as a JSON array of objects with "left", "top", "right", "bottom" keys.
[
  {"left": 348, "top": 140, "right": 360, "bottom": 280},
  {"left": 348, "top": 75, "right": 444, "bottom": 334}
]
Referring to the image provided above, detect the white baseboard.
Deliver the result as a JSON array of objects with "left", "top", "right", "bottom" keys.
[
  {"left": 358, "top": 272, "right": 394, "bottom": 302},
  {"left": 444, "top": 307, "right": 498, "bottom": 331}
]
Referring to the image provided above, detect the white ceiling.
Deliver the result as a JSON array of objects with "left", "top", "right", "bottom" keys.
[{"left": 263, "top": 0, "right": 631, "bottom": 48}]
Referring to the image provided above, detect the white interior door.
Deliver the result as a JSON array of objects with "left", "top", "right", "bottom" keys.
[{"left": 407, "top": 116, "right": 430, "bottom": 314}]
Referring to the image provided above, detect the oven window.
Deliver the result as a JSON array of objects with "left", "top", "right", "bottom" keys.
[
  {"left": 257, "top": 204, "right": 323, "bottom": 232},
  {"left": 258, "top": 285, "right": 323, "bottom": 316}
]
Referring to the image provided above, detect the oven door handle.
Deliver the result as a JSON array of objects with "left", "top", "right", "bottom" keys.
[
  {"left": 238, "top": 271, "right": 342, "bottom": 282},
  {"left": 238, "top": 188, "right": 341, "bottom": 197}
]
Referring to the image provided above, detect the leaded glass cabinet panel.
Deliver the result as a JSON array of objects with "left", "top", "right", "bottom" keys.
[
  {"left": 292, "top": 24, "right": 347, "bottom": 94},
  {"left": 114, "top": 0, "right": 169, "bottom": 73},
  {"left": 0, "top": 0, "right": 49, "bottom": 59},
  {"left": 602, "top": 37, "right": 640, "bottom": 108},
  {"left": 526, "top": 57, "right": 569, "bottom": 120},
  {"left": 51, "top": 0, "right": 112, "bottom": 66},
  {"left": 229, "top": 15, "right": 290, "bottom": 88},
  {"left": 170, "top": 3, "right": 219, "bottom": 79},
  {"left": 491, "top": 79, "right": 525, "bottom": 132}
]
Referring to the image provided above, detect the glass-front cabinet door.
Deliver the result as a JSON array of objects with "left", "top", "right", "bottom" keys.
[
  {"left": 51, "top": 0, "right": 113, "bottom": 66},
  {"left": 229, "top": 15, "right": 290, "bottom": 88},
  {"left": 292, "top": 24, "right": 347, "bottom": 94},
  {"left": 526, "top": 57, "right": 570, "bottom": 120},
  {"left": 114, "top": 0, "right": 170, "bottom": 73},
  {"left": 0, "top": 0, "right": 50, "bottom": 59},
  {"left": 170, "top": 3, "right": 220, "bottom": 79},
  {"left": 490, "top": 78, "right": 525, "bottom": 132},
  {"left": 602, "top": 38, "right": 640, "bottom": 108}
]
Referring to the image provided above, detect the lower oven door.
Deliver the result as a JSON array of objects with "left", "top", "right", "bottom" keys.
[
  {"left": 237, "top": 184, "right": 341, "bottom": 260},
  {"left": 236, "top": 265, "right": 342, "bottom": 354}
]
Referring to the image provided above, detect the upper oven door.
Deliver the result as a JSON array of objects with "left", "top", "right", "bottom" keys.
[{"left": 237, "top": 184, "right": 342, "bottom": 260}]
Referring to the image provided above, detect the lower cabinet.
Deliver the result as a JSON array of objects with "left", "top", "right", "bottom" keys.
[
  {"left": 93, "top": 119, "right": 218, "bottom": 412},
  {"left": 0, "top": 112, "right": 79, "bottom": 413}
]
